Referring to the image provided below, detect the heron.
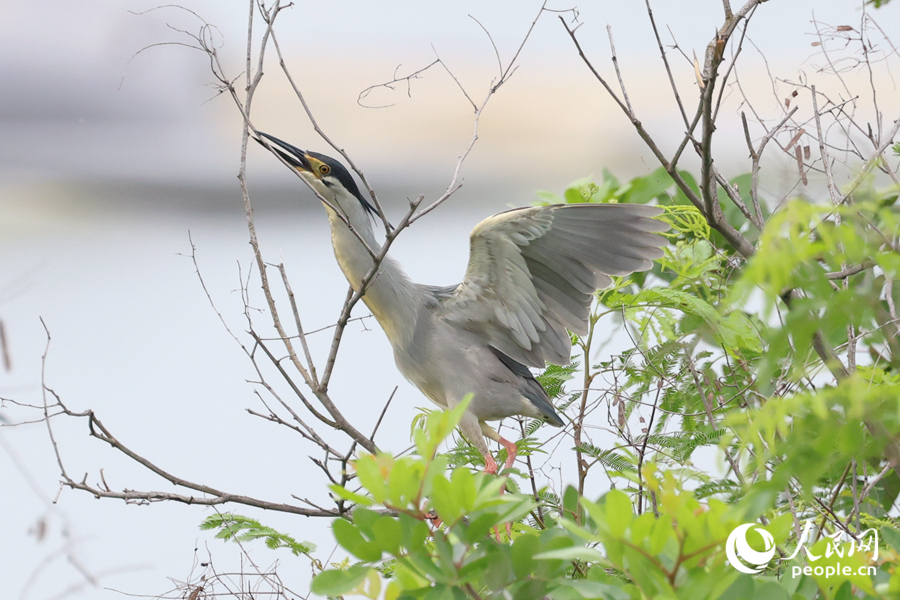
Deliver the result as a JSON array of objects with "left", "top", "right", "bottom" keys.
[{"left": 257, "top": 133, "right": 669, "bottom": 474}]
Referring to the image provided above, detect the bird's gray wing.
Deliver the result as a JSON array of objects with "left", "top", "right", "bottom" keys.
[{"left": 437, "top": 203, "right": 669, "bottom": 368}]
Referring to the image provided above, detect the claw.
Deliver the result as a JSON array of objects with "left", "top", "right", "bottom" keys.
[
  {"left": 483, "top": 452, "right": 499, "bottom": 475},
  {"left": 499, "top": 437, "right": 518, "bottom": 471}
]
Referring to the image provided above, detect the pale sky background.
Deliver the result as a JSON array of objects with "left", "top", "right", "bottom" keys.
[{"left": 1, "top": 1, "right": 899, "bottom": 599}]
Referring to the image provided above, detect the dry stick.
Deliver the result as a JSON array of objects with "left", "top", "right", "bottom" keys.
[
  {"left": 811, "top": 85, "right": 841, "bottom": 204},
  {"left": 564, "top": 5, "right": 900, "bottom": 478},
  {"left": 575, "top": 318, "right": 597, "bottom": 499},
  {"left": 848, "top": 464, "right": 892, "bottom": 526},
  {"left": 559, "top": 17, "right": 756, "bottom": 259},
  {"left": 202, "top": 243, "right": 359, "bottom": 469},
  {"left": 40, "top": 324, "right": 332, "bottom": 516},
  {"left": 277, "top": 263, "right": 319, "bottom": 387},
  {"left": 369, "top": 387, "right": 397, "bottom": 442},
  {"left": 635, "top": 380, "right": 662, "bottom": 516},
  {"left": 359, "top": 44, "right": 480, "bottom": 112},
  {"left": 607, "top": 25, "right": 632, "bottom": 114},
  {"left": 191, "top": 237, "right": 357, "bottom": 466},
  {"left": 248, "top": 379, "right": 341, "bottom": 456},
  {"left": 644, "top": 0, "right": 689, "bottom": 129},
  {"left": 722, "top": 0, "right": 733, "bottom": 19},
  {"left": 344, "top": 386, "right": 398, "bottom": 466},
  {"left": 245, "top": 406, "right": 330, "bottom": 450},
  {"left": 784, "top": 486, "right": 803, "bottom": 543},
  {"left": 712, "top": 10, "right": 755, "bottom": 126},
  {"left": 840, "top": 117, "right": 900, "bottom": 202},
  {"left": 268, "top": 29, "right": 389, "bottom": 233},
  {"left": 217, "top": 2, "right": 380, "bottom": 455},
  {"left": 318, "top": 2, "right": 554, "bottom": 389},
  {"left": 713, "top": 168, "right": 756, "bottom": 226},
  {"left": 357, "top": 59, "right": 440, "bottom": 108},
  {"left": 698, "top": 0, "right": 764, "bottom": 239},
  {"left": 742, "top": 107, "right": 799, "bottom": 226},
  {"left": 494, "top": 0, "right": 549, "bottom": 90},
  {"left": 685, "top": 346, "right": 745, "bottom": 486},
  {"left": 249, "top": 334, "right": 336, "bottom": 428},
  {"left": 78, "top": 409, "right": 337, "bottom": 516},
  {"left": 825, "top": 262, "right": 874, "bottom": 280},
  {"left": 671, "top": 102, "right": 705, "bottom": 167},
  {"left": 470, "top": 15, "right": 504, "bottom": 80},
  {"left": 38, "top": 320, "right": 76, "bottom": 492},
  {"left": 518, "top": 420, "right": 545, "bottom": 528},
  {"left": 411, "top": 1, "right": 551, "bottom": 224}
]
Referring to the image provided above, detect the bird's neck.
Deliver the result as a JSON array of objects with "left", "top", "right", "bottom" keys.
[{"left": 323, "top": 194, "right": 419, "bottom": 347}]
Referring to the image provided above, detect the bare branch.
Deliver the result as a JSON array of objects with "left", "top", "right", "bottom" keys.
[
  {"left": 276, "top": 262, "right": 318, "bottom": 388},
  {"left": 744, "top": 106, "right": 799, "bottom": 225},
  {"left": 606, "top": 25, "right": 632, "bottom": 114},
  {"left": 811, "top": 85, "right": 841, "bottom": 204},
  {"left": 267, "top": 30, "right": 390, "bottom": 233},
  {"left": 644, "top": 0, "right": 689, "bottom": 129},
  {"left": 357, "top": 59, "right": 440, "bottom": 109},
  {"left": 559, "top": 16, "right": 756, "bottom": 259},
  {"left": 470, "top": 14, "right": 503, "bottom": 80},
  {"left": 71, "top": 405, "right": 338, "bottom": 517}
]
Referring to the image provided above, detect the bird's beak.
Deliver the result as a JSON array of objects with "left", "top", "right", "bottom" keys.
[{"left": 254, "top": 132, "right": 313, "bottom": 173}]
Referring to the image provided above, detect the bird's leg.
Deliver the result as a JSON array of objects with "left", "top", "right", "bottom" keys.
[
  {"left": 481, "top": 423, "right": 518, "bottom": 473},
  {"left": 482, "top": 452, "right": 500, "bottom": 475},
  {"left": 498, "top": 436, "right": 518, "bottom": 471},
  {"left": 480, "top": 423, "right": 517, "bottom": 541}
]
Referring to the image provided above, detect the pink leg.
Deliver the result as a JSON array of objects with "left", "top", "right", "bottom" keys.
[
  {"left": 482, "top": 452, "right": 499, "bottom": 475},
  {"left": 484, "top": 439, "right": 518, "bottom": 543},
  {"left": 499, "top": 437, "right": 517, "bottom": 471}
]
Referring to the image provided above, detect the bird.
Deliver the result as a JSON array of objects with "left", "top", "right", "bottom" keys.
[{"left": 256, "top": 132, "right": 669, "bottom": 475}]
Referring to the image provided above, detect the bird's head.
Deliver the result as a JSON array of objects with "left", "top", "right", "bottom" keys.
[{"left": 255, "top": 132, "right": 376, "bottom": 217}]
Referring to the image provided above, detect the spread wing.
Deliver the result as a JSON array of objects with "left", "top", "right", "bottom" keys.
[{"left": 437, "top": 203, "right": 669, "bottom": 368}]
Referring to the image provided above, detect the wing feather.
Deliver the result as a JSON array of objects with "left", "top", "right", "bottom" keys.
[{"left": 438, "top": 203, "right": 668, "bottom": 368}]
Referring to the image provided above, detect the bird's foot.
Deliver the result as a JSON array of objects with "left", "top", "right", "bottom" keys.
[
  {"left": 499, "top": 437, "right": 518, "bottom": 471},
  {"left": 492, "top": 521, "right": 513, "bottom": 543},
  {"left": 482, "top": 447, "right": 517, "bottom": 542},
  {"left": 483, "top": 453, "right": 500, "bottom": 475},
  {"left": 482, "top": 438, "right": 517, "bottom": 476}
]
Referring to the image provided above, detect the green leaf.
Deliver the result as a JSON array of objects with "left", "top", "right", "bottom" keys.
[
  {"left": 199, "top": 513, "right": 315, "bottom": 557},
  {"left": 329, "top": 484, "right": 375, "bottom": 506},
  {"left": 333, "top": 518, "right": 382, "bottom": 562},
  {"left": 311, "top": 565, "right": 369, "bottom": 596},
  {"left": 431, "top": 473, "right": 463, "bottom": 524},
  {"left": 563, "top": 579, "right": 632, "bottom": 600},
  {"left": 510, "top": 534, "right": 539, "bottom": 579},
  {"left": 604, "top": 490, "right": 634, "bottom": 538},
  {"left": 415, "top": 396, "right": 472, "bottom": 460},
  {"left": 355, "top": 454, "right": 391, "bottom": 504},
  {"left": 372, "top": 516, "right": 403, "bottom": 555},
  {"left": 533, "top": 546, "right": 606, "bottom": 563}
]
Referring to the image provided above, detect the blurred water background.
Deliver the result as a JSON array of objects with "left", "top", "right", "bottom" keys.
[{"left": 2, "top": 1, "right": 899, "bottom": 598}]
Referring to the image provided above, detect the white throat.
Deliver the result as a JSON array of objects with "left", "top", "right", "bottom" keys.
[{"left": 317, "top": 183, "right": 419, "bottom": 348}]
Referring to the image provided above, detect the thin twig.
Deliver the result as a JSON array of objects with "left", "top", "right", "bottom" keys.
[
  {"left": 607, "top": 25, "right": 632, "bottom": 114},
  {"left": 811, "top": 85, "right": 841, "bottom": 204}
]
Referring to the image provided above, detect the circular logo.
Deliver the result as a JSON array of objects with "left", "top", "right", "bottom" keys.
[{"left": 726, "top": 523, "right": 776, "bottom": 574}]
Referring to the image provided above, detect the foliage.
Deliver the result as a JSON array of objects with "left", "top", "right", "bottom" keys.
[
  {"left": 310, "top": 408, "right": 779, "bottom": 600},
  {"left": 206, "top": 168, "right": 900, "bottom": 599},
  {"left": 200, "top": 512, "right": 317, "bottom": 558}
]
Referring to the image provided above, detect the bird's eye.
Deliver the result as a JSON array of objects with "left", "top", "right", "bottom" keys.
[{"left": 319, "top": 164, "right": 330, "bottom": 175}]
